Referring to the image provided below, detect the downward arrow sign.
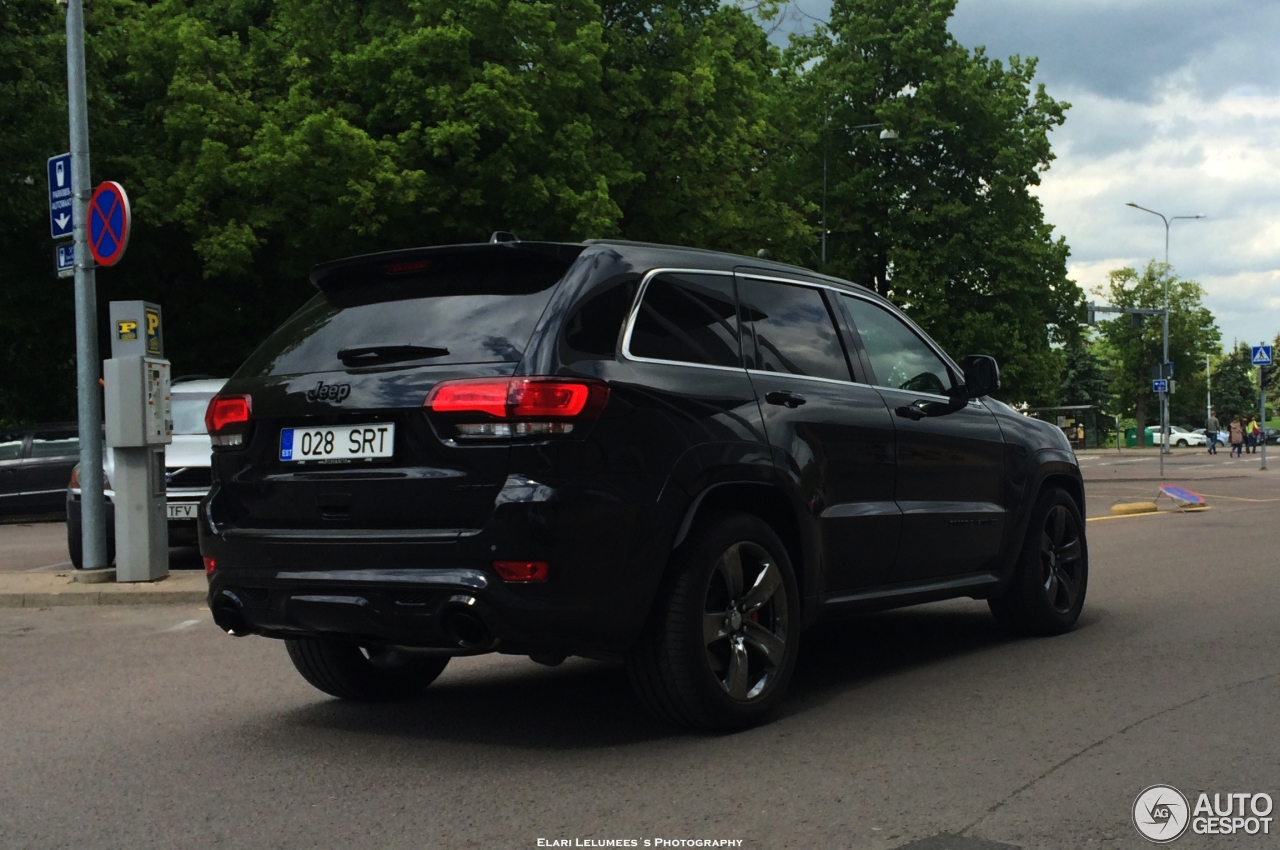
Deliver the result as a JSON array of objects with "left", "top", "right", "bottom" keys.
[{"left": 55, "top": 214, "right": 70, "bottom": 229}]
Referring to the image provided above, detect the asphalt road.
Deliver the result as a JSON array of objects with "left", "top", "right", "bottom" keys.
[{"left": 1, "top": 455, "right": 1277, "bottom": 849}]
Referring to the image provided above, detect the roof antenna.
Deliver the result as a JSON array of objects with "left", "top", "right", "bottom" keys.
[{"left": 489, "top": 231, "right": 520, "bottom": 244}]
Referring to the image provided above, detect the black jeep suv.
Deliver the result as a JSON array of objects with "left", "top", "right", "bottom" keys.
[{"left": 200, "top": 238, "right": 1086, "bottom": 730}]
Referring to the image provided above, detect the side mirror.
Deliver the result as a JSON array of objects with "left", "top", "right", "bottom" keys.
[{"left": 961, "top": 355, "right": 1000, "bottom": 399}]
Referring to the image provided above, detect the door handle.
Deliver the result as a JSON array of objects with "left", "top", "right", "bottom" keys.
[
  {"left": 765, "top": 391, "right": 807, "bottom": 408},
  {"left": 895, "top": 402, "right": 928, "bottom": 421}
]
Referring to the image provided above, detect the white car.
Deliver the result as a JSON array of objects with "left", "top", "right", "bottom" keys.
[
  {"left": 66, "top": 377, "right": 226, "bottom": 568},
  {"left": 1145, "top": 425, "right": 1208, "bottom": 447}
]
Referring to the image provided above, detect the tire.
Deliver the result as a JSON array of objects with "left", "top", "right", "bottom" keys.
[
  {"left": 1176, "top": 439, "right": 1188, "bottom": 447},
  {"left": 626, "top": 512, "right": 801, "bottom": 731},
  {"left": 67, "top": 512, "right": 83, "bottom": 570},
  {"left": 285, "top": 637, "right": 449, "bottom": 701},
  {"left": 989, "top": 487, "right": 1088, "bottom": 636},
  {"left": 66, "top": 501, "right": 116, "bottom": 569}
]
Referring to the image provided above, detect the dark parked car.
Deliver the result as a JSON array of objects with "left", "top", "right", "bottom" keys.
[
  {"left": 0, "top": 423, "right": 81, "bottom": 517},
  {"left": 201, "top": 238, "right": 1087, "bottom": 730}
]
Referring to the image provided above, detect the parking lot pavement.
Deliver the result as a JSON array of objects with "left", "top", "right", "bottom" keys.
[
  {"left": 0, "top": 472, "right": 1277, "bottom": 849},
  {"left": 0, "top": 519, "right": 202, "bottom": 572},
  {"left": 1075, "top": 446, "right": 1272, "bottom": 482}
]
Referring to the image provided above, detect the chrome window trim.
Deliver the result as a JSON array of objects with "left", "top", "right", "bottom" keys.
[
  {"left": 746, "top": 369, "right": 874, "bottom": 390},
  {"left": 619, "top": 267, "right": 748, "bottom": 373}
]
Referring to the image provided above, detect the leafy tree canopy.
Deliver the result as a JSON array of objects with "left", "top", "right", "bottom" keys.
[
  {"left": 784, "top": 0, "right": 1081, "bottom": 404},
  {"left": 1094, "top": 262, "right": 1220, "bottom": 442}
]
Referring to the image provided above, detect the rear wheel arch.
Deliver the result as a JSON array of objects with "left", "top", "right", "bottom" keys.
[{"left": 673, "top": 482, "right": 807, "bottom": 603}]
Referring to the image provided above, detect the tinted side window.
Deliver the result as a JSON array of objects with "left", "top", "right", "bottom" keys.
[
  {"left": 562, "top": 277, "right": 639, "bottom": 359},
  {"left": 842, "top": 296, "right": 953, "bottom": 395},
  {"left": 739, "top": 279, "right": 851, "bottom": 381},
  {"left": 0, "top": 431, "right": 24, "bottom": 461},
  {"left": 628, "top": 274, "right": 741, "bottom": 368},
  {"left": 30, "top": 429, "right": 79, "bottom": 458}
]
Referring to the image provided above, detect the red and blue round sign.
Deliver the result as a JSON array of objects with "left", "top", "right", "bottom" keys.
[{"left": 88, "top": 181, "right": 131, "bottom": 267}]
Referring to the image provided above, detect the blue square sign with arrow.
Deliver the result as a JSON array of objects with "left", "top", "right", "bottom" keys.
[
  {"left": 1252, "top": 345, "right": 1273, "bottom": 367},
  {"left": 47, "top": 153, "right": 73, "bottom": 239}
]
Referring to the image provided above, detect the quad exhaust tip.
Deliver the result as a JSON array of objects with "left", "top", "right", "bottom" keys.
[
  {"left": 212, "top": 591, "right": 252, "bottom": 637},
  {"left": 441, "top": 595, "right": 493, "bottom": 650}
]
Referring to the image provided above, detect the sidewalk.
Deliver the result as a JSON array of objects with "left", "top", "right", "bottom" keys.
[{"left": 0, "top": 570, "right": 207, "bottom": 608}]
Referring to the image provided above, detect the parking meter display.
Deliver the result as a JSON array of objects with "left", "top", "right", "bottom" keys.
[{"left": 279, "top": 423, "right": 395, "bottom": 462}]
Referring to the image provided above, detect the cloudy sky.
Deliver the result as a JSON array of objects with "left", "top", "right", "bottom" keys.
[{"left": 779, "top": 0, "right": 1280, "bottom": 351}]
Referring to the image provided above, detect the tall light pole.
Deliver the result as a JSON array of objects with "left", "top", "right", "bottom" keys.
[
  {"left": 1125, "top": 203, "right": 1206, "bottom": 461},
  {"left": 65, "top": 0, "right": 108, "bottom": 570},
  {"left": 821, "top": 122, "right": 897, "bottom": 268}
]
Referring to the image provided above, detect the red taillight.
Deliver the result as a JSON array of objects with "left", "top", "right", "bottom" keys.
[
  {"left": 203, "top": 557, "right": 216, "bottom": 576},
  {"left": 426, "top": 380, "right": 510, "bottom": 417},
  {"left": 510, "top": 380, "right": 594, "bottom": 417},
  {"left": 493, "top": 560, "right": 549, "bottom": 582},
  {"left": 205, "top": 394, "right": 252, "bottom": 433},
  {"left": 424, "top": 378, "right": 608, "bottom": 420}
]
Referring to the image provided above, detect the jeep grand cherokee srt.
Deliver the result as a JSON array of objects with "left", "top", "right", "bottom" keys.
[{"left": 200, "top": 237, "right": 1087, "bottom": 730}]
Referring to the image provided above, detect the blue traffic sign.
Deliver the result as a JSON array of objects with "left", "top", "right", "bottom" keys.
[
  {"left": 47, "top": 153, "right": 73, "bottom": 239},
  {"left": 88, "top": 182, "right": 131, "bottom": 266},
  {"left": 55, "top": 244, "right": 74, "bottom": 278},
  {"left": 1251, "top": 345, "right": 1273, "bottom": 367},
  {"left": 1152, "top": 379, "right": 1168, "bottom": 393}
]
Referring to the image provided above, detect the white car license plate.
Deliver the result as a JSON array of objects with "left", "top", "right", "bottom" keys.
[
  {"left": 279, "top": 423, "right": 395, "bottom": 462},
  {"left": 167, "top": 503, "right": 199, "bottom": 520}
]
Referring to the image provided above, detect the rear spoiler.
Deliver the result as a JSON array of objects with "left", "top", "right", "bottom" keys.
[{"left": 310, "top": 242, "right": 587, "bottom": 291}]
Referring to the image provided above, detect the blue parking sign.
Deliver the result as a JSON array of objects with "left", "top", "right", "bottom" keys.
[
  {"left": 55, "top": 244, "right": 74, "bottom": 278},
  {"left": 47, "top": 153, "right": 73, "bottom": 239}
]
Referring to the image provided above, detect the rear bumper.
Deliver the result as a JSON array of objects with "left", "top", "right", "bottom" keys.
[{"left": 199, "top": 489, "right": 673, "bottom": 656}]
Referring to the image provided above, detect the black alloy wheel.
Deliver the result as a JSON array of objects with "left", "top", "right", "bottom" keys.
[
  {"left": 1040, "top": 503, "right": 1085, "bottom": 616},
  {"left": 702, "top": 540, "right": 790, "bottom": 701},
  {"left": 626, "top": 512, "right": 800, "bottom": 731},
  {"left": 989, "top": 488, "right": 1088, "bottom": 636}
]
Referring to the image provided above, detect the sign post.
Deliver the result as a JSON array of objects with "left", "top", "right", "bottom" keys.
[
  {"left": 1253, "top": 345, "right": 1272, "bottom": 471},
  {"left": 63, "top": 0, "right": 108, "bottom": 572}
]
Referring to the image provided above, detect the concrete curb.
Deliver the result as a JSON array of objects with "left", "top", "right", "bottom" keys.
[{"left": 0, "top": 571, "right": 207, "bottom": 609}]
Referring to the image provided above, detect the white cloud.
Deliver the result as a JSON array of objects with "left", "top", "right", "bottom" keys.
[{"left": 770, "top": 0, "right": 1280, "bottom": 349}]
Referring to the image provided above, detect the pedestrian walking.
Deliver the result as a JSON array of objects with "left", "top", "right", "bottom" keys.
[
  {"left": 1230, "top": 415, "right": 1245, "bottom": 457},
  {"left": 1206, "top": 410, "right": 1221, "bottom": 454},
  {"left": 1247, "top": 417, "right": 1261, "bottom": 454}
]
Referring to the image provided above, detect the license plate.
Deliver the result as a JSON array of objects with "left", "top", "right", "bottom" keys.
[
  {"left": 167, "top": 503, "right": 198, "bottom": 520},
  {"left": 279, "top": 423, "right": 395, "bottom": 462}
]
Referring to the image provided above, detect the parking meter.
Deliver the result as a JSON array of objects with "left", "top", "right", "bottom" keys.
[{"left": 104, "top": 301, "right": 171, "bottom": 582}]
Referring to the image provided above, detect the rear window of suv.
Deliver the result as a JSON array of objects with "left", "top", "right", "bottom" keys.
[{"left": 238, "top": 249, "right": 578, "bottom": 377}]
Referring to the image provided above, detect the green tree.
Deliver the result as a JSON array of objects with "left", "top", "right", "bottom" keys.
[
  {"left": 0, "top": 0, "right": 79, "bottom": 424},
  {"left": 785, "top": 0, "right": 1081, "bottom": 404},
  {"left": 1094, "top": 262, "right": 1220, "bottom": 446},
  {"left": 0, "top": 0, "right": 811, "bottom": 423},
  {"left": 1058, "top": 334, "right": 1112, "bottom": 409},
  {"left": 1213, "top": 344, "right": 1259, "bottom": 425}
]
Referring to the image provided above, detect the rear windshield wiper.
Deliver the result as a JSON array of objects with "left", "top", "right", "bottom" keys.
[{"left": 338, "top": 344, "right": 450, "bottom": 366}]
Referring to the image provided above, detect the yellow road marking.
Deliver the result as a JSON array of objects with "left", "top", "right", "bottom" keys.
[
  {"left": 1087, "top": 506, "right": 1213, "bottom": 522},
  {"left": 1189, "top": 493, "right": 1280, "bottom": 503}
]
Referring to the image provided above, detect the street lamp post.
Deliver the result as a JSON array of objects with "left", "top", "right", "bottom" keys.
[
  {"left": 1125, "top": 203, "right": 1206, "bottom": 464},
  {"left": 821, "top": 122, "right": 897, "bottom": 268}
]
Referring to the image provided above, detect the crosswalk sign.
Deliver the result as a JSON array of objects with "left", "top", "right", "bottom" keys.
[{"left": 1252, "top": 345, "right": 1273, "bottom": 366}]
